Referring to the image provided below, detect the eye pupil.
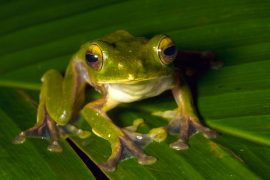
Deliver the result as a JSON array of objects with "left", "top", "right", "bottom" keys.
[
  {"left": 85, "top": 44, "right": 103, "bottom": 71},
  {"left": 86, "top": 53, "right": 99, "bottom": 62},
  {"left": 163, "top": 45, "right": 176, "bottom": 56},
  {"left": 157, "top": 36, "right": 177, "bottom": 65}
]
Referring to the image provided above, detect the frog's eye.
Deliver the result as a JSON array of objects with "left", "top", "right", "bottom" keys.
[
  {"left": 85, "top": 44, "right": 103, "bottom": 71},
  {"left": 158, "top": 36, "right": 177, "bottom": 65}
]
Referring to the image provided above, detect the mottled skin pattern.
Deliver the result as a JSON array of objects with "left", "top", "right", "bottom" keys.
[{"left": 14, "top": 30, "right": 217, "bottom": 171}]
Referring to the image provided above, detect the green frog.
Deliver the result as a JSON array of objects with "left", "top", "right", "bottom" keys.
[{"left": 14, "top": 30, "right": 217, "bottom": 171}]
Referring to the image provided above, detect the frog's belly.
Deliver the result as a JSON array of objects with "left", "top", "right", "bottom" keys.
[{"left": 106, "top": 76, "right": 174, "bottom": 103}]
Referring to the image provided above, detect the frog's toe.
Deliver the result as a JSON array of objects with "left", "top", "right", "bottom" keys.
[
  {"left": 123, "top": 127, "right": 167, "bottom": 145},
  {"left": 47, "top": 140, "right": 63, "bottom": 152},
  {"left": 203, "top": 129, "right": 218, "bottom": 139},
  {"left": 170, "top": 139, "right": 189, "bottom": 150},
  {"left": 138, "top": 155, "right": 157, "bottom": 165},
  {"left": 120, "top": 135, "right": 157, "bottom": 166},
  {"left": 61, "top": 124, "right": 91, "bottom": 139},
  {"left": 123, "top": 129, "right": 151, "bottom": 144},
  {"left": 13, "top": 132, "right": 26, "bottom": 144},
  {"left": 76, "top": 129, "right": 91, "bottom": 139},
  {"left": 124, "top": 118, "right": 144, "bottom": 132},
  {"left": 148, "top": 127, "right": 167, "bottom": 142},
  {"left": 191, "top": 121, "right": 218, "bottom": 139},
  {"left": 13, "top": 124, "right": 47, "bottom": 144},
  {"left": 98, "top": 162, "right": 116, "bottom": 172}
]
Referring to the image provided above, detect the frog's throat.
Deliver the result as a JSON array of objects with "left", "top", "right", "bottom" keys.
[{"left": 104, "top": 75, "right": 174, "bottom": 103}]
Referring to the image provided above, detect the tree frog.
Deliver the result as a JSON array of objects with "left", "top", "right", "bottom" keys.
[{"left": 14, "top": 30, "right": 217, "bottom": 171}]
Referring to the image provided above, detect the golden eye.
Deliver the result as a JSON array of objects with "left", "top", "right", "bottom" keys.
[
  {"left": 85, "top": 44, "right": 103, "bottom": 71},
  {"left": 158, "top": 36, "right": 177, "bottom": 65}
]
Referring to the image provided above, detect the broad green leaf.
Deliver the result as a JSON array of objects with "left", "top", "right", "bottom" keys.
[
  {"left": 0, "top": 0, "right": 270, "bottom": 179},
  {"left": 0, "top": 88, "right": 262, "bottom": 179},
  {"left": 216, "top": 134, "right": 270, "bottom": 179}
]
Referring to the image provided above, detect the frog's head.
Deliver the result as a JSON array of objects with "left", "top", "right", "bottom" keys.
[{"left": 77, "top": 30, "right": 177, "bottom": 85}]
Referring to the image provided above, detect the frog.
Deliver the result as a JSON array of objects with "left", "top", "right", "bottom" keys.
[{"left": 14, "top": 30, "right": 218, "bottom": 171}]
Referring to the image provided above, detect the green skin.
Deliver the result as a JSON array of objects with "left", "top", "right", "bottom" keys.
[{"left": 14, "top": 30, "right": 217, "bottom": 171}]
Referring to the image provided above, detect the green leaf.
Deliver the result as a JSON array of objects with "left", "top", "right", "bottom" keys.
[{"left": 0, "top": 0, "right": 270, "bottom": 179}]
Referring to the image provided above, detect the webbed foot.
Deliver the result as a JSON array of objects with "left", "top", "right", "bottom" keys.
[
  {"left": 13, "top": 116, "right": 64, "bottom": 152},
  {"left": 170, "top": 139, "right": 189, "bottom": 150},
  {"left": 13, "top": 116, "right": 91, "bottom": 152},
  {"left": 97, "top": 133, "right": 157, "bottom": 172},
  {"left": 47, "top": 140, "right": 63, "bottom": 152},
  {"left": 82, "top": 105, "right": 164, "bottom": 171},
  {"left": 153, "top": 109, "right": 217, "bottom": 151},
  {"left": 168, "top": 116, "right": 217, "bottom": 150},
  {"left": 96, "top": 119, "right": 162, "bottom": 172},
  {"left": 13, "top": 131, "right": 27, "bottom": 144},
  {"left": 122, "top": 118, "right": 167, "bottom": 144}
]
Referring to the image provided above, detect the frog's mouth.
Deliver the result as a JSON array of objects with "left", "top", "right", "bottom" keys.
[{"left": 98, "top": 75, "right": 174, "bottom": 84}]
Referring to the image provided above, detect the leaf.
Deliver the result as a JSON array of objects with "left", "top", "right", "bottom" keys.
[{"left": 0, "top": 0, "right": 270, "bottom": 179}]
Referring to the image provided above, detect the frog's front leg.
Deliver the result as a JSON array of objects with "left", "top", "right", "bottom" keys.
[
  {"left": 13, "top": 70, "right": 64, "bottom": 151},
  {"left": 14, "top": 60, "right": 90, "bottom": 151},
  {"left": 81, "top": 98, "right": 156, "bottom": 171},
  {"left": 169, "top": 75, "right": 217, "bottom": 150}
]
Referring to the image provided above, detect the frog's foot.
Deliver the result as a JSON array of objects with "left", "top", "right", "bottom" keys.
[
  {"left": 13, "top": 125, "right": 46, "bottom": 145},
  {"left": 153, "top": 110, "right": 217, "bottom": 150},
  {"left": 199, "top": 51, "right": 224, "bottom": 70},
  {"left": 98, "top": 119, "right": 167, "bottom": 171},
  {"left": 122, "top": 118, "right": 167, "bottom": 144},
  {"left": 168, "top": 116, "right": 217, "bottom": 150},
  {"left": 98, "top": 133, "right": 157, "bottom": 172},
  {"left": 177, "top": 50, "right": 224, "bottom": 77},
  {"left": 59, "top": 124, "right": 91, "bottom": 139},
  {"left": 122, "top": 127, "right": 167, "bottom": 145},
  {"left": 13, "top": 115, "right": 63, "bottom": 152},
  {"left": 124, "top": 118, "right": 144, "bottom": 132},
  {"left": 14, "top": 118, "right": 91, "bottom": 152},
  {"left": 13, "top": 119, "right": 47, "bottom": 144}
]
